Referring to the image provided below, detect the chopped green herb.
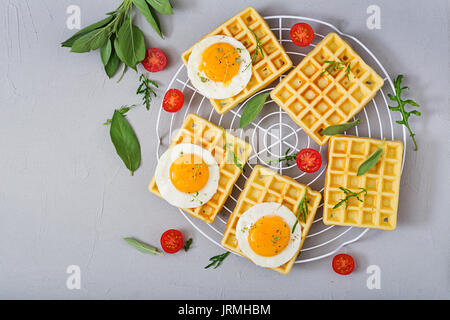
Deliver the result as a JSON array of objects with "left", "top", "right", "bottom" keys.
[
  {"left": 321, "top": 60, "right": 351, "bottom": 80},
  {"left": 183, "top": 238, "right": 193, "bottom": 252}
]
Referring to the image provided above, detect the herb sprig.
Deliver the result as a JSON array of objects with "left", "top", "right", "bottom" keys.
[
  {"left": 388, "top": 75, "right": 420, "bottom": 151},
  {"left": 321, "top": 60, "right": 351, "bottom": 80},
  {"left": 248, "top": 27, "right": 264, "bottom": 62},
  {"left": 136, "top": 74, "right": 158, "bottom": 110},
  {"left": 292, "top": 189, "right": 309, "bottom": 232},
  {"left": 222, "top": 128, "right": 243, "bottom": 170},
  {"left": 333, "top": 187, "right": 367, "bottom": 209},
  {"left": 205, "top": 251, "right": 230, "bottom": 269},
  {"left": 61, "top": 0, "right": 173, "bottom": 79},
  {"left": 267, "top": 148, "right": 298, "bottom": 166}
]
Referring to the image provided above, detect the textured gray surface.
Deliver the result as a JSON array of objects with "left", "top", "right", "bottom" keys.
[{"left": 0, "top": 0, "right": 449, "bottom": 299}]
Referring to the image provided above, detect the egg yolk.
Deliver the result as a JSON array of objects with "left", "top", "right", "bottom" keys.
[
  {"left": 248, "top": 215, "right": 290, "bottom": 257},
  {"left": 199, "top": 42, "right": 241, "bottom": 85},
  {"left": 169, "top": 153, "right": 209, "bottom": 193}
]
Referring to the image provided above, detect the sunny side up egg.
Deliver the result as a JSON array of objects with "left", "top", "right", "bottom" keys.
[
  {"left": 187, "top": 35, "right": 252, "bottom": 99},
  {"left": 236, "top": 202, "right": 302, "bottom": 268},
  {"left": 155, "top": 143, "right": 220, "bottom": 208}
]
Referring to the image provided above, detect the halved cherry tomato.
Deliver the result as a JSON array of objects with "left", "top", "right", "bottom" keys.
[
  {"left": 332, "top": 254, "right": 355, "bottom": 275},
  {"left": 290, "top": 23, "right": 314, "bottom": 47},
  {"left": 142, "top": 48, "right": 167, "bottom": 72},
  {"left": 296, "top": 148, "right": 322, "bottom": 173},
  {"left": 160, "top": 229, "right": 184, "bottom": 254},
  {"left": 162, "top": 89, "right": 184, "bottom": 112}
]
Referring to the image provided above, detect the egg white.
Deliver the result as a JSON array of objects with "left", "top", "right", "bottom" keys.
[
  {"left": 155, "top": 143, "right": 219, "bottom": 209},
  {"left": 236, "top": 202, "right": 302, "bottom": 268},
  {"left": 187, "top": 35, "right": 252, "bottom": 99}
]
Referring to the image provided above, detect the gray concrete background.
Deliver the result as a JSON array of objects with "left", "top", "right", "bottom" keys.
[{"left": 0, "top": 0, "right": 449, "bottom": 299}]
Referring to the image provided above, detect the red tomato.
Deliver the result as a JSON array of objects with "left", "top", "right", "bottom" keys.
[
  {"left": 160, "top": 229, "right": 183, "bottom": 254},
  {"left": 290, "top": 23, "right": 315, "bottom": 47},
  {"left": 332, "top": 254, "right": 355, "bottom": 275},
  {"left": 296, "top": 148, "right": 322, "bottom": 173},
  {"left": 162, "top": 89, "right": 184, "bottom": 112},
  {"left": 142, "top": 48, "right": 167, "bottom": 72}
]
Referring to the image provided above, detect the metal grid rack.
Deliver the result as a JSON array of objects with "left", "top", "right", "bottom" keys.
[{"left": 155, "top": 15, "right": 406, "bottom": 264}]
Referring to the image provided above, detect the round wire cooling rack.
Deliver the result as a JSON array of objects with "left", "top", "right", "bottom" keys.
[{"left": 155, "top": 15, "right": 406, "bottom": 264}]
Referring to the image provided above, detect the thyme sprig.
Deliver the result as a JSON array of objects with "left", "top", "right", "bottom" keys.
[
  {"left": 292, "top": 189, "right": 309, "bottom": 233},
  {"left": 205, "top": 251, "right": 230, "bottom": 269},
  {"left": 388, "top": 75, "right": 420, "bottom": 151},
  {"left": 321, "top": 60, "right": 351, "bottom": 80},
  {"left": 333, "top": 187, "right": 368, "bottom": 209},
  {"left": 136, "top": 74, "right": 158, "bottom": 110}
]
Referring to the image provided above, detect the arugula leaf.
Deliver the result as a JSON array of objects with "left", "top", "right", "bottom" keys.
[
  {"left": 388, "top": 75, "right": 420, "bottom": 150},
  {"left": 240, "top": 92, "right": 270, "bottom": 128},
  {"left": 61, "top": 15, "right": 114, "bottom": 47},
  {"left": 136, "top": 74, "right": 158, "bottom": 110},
  {"left": 333, "top": 187, "right": 367, "bottom": 209},
  {"left": 132, "top": 0, "right": 163, "bottom": 38},
  {"left": 123, "top": 237, "right": 164, "bottom": 256},
  {"left": 110, "top": 110, "right": 141, "bottom": 175},
  {"left": 205, "top": 251, "right": 230, "bottom": 269},
  {"left": 292, "top": 189, "right": 309, "bottom": 233},
  {"left": 146, "top": 0, "right": 173, "bottom": 15}
]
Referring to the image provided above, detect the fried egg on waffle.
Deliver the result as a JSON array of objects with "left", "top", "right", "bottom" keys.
[{"left": 187, "top": 35, "right": 252, "bottom": 99}]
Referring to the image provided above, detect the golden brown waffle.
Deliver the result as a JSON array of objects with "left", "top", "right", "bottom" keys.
[
  {"left": 221, "top": 165, "right": 322, "bottom": 274},
  {"left": 271, "top": 32, "right": 384, "bottom": 145},
  {"left": 181, "top": 7, "right": 293, "bottom": 114},
  {"left": 323, "top": 135, "right": 403, "bottom": 230},
  {"left": 148, "top": 113, "right": 252, "bottom": 224}
]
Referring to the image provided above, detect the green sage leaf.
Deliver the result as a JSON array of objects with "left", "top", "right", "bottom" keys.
[
  {"left": 133, "top": 0, "right": 163, "bottom": 38},
  {"left": 61, "top": 15, "right": 114, "bottom": 47},
  {"left": 110, "top": 110, "right": 141, "bottom": 175},
  {"left": 71, "top": 26, "right": 110, "bottom": 53},
  {"left": 123, "top": 238, "right": 164, "bottom": 256},
  {"left": 105, "top": 47, "right": 121, "bottom": 78},
  {"left": 145, "top": 0, "right": 173, "bottom": 15},
  {"left": 240, "top": 92, "right": 270, "bottom": 128},
  {"left": 116, "top": 19, "right": 146, "bottom": 69},
  {"left": 100, "top": 38, "right": 112, "bottom": 66},
  {"left": 321, "top": 119, "right": 361, "bottom": 136},
  {"left": 357, "top": 139, "right": 385, "bottom": 176}
]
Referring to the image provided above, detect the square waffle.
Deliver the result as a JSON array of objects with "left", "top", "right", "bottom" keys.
[
  {"left": 271, "top": 32, "right": 384, "bottom": 145},
  {"left": 148, "top": 113, "right": 252, "bottom": 224},
  {"left": 221, "top": 165, "right": 322, "bottom": 274},
  {"left": 323, "top": 135, "right": 403, "bottom": 231},
  {"left": 181, "top": 7, "right": 293, "bottom": 114}
]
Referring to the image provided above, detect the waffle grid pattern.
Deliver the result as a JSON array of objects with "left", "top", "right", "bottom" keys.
[
  {"left": 149, "top": 114, "right": 252, "bottom": 224},
  {"left": 323, "top": 135, "right": 403, "bottom": 230},
  {"left": 221, "top": 165, "right": 322, "bottom": 274},
  {"left": 181, "top": 7, "right": 293, "bottom": 114},
  {"left": 271, "top": 32, "right": 384, "bottom": 145}
]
